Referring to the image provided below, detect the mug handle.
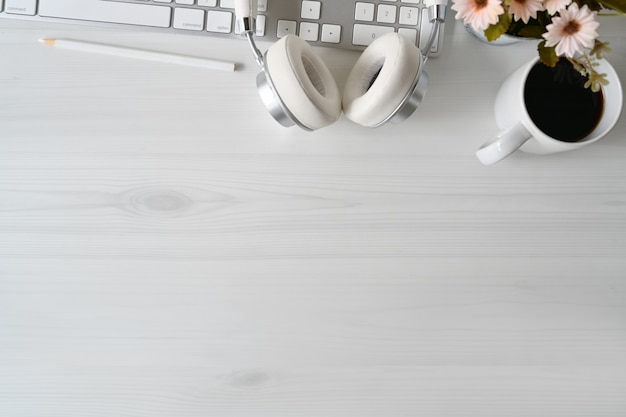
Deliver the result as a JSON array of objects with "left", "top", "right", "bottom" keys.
[{"left": 476, "top": 123, "right": 532, "bottom": 165}]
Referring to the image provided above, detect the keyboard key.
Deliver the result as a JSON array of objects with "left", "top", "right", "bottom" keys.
[
  {"left": 399, "top": 6, "right": 419, "bottom": 25},
  {"left": 352, "top": 24, "right": 394, "bottom": 46},
  {"left": 255, "top": 15, "right": 266, "bottom": 36},
  {"left": 175, "top": 0, "right": 194, "bottom": 5},
  {"left": 277, "top": 20, "right": 297, "bottom": 37},
  {"left": 401, "top": 0, "right": 421, "bottom": 3},
  {"left": 301, "top": 1, "right": 321, "bottom": 19},
  {"left": 38, "top": 0, "right": 171, "bottom": 28},
  {"left": 5, "top": 0, "right": 36, "bottom": 15},
  {"left": 207, "top": 10, "right": 232, "bottom": 33},
  {"left": 321, "top": 24, "right": 341, "bottom": 43},
  {"left": 299, "top": 22, "right": 319, "bottom": 41},
  {"left": 220, "top": 0, "right": 235, "bottom": 8},
  {"left": 377, "top": 4, "right": 396, "bottom": 23},
  {"left": 354, "top": 2, "right": 375, "bottom": 22},
  {"left": 197, "top": 0, "right": 217, "bottom": 6},
  {"left": 174, "top": 7, "right": 205, "bottom": 31},
  {"left": 398, "top": 27, "right": 417, "bottom": 44}
]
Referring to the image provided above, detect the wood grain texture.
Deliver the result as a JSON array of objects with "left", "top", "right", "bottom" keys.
[{"left": 1, "top": 17, "right": 625, "bottom": 417}]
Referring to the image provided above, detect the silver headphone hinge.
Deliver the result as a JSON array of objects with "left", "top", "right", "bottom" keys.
[
  {"left": 239, "top": 16, "right": 256, "bottom": 34},
  {"left": 244, "top": 30, "right": 265, "bottom": 68},
  {"left": 428, "top": 4, "right": 447, "bottom": 23},
  {"left": 420, "top": 19, "right": 441, "bottom": 62}
]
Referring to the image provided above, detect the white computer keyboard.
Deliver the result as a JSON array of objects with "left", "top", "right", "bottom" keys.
[{"left": 0, "top": 0, "right": 444, "bottom": 53}]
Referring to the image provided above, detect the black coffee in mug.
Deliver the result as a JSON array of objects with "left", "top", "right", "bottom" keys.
[{"left": 524, "top": 59, "right": 604, "bottom": 143}]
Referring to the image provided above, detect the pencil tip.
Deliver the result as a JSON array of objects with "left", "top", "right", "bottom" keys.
[{"left": 39, "top": 38, "right": 55, "bottom": 46}]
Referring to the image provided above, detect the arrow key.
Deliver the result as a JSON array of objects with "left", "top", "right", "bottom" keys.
[
  {"left": 321, "top": 24, "right": 341, "bottom": 43},
  {"left": 277, "top": 20, "right": 297, "bottom": 38}
]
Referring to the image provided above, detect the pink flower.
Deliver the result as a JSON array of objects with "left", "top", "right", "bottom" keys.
[
  {"left": 544, "top": 0, "right": 572, "bottom": 15},
  {"left": 543, "top": 3, "right": 600, "bottom": 57},
  {"left": 509, "top": 0, "right": 544, "bottom": 23},
  {"left": 451, "top": 0, "right": 505, "bottom": 31}
]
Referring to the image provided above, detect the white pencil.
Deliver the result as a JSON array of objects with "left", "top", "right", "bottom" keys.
[{"left": 39, "top": 38, "right": 236, "bottom": 72}]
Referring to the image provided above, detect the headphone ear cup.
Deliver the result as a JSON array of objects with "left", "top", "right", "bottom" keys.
[
  {"left": 343, "top": 33, "right": 424, "bottom": 128},
  {"left": 264, "top": 35, "right": 342, "bottom": 131}
]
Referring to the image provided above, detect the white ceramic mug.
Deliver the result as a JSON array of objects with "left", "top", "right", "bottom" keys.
[{"left": 476, "top": 57, "right": 623, "bottom": 165}]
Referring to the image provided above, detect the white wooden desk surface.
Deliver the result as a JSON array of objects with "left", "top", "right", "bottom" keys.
[{"left": 1, "top": 15, "right": 625, "bottom": 417}]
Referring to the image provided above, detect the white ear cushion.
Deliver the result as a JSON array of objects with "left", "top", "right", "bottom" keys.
[
  {"left": 265, "top": 35, "right": 342, "bottom": 131},
  {"left": 342, "top": 33, "right": 423, "bottom": 127}
]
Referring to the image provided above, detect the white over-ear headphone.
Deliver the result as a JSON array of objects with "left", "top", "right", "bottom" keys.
[{"left": 236, "top": 0, "right": 446, "bottom": 131}]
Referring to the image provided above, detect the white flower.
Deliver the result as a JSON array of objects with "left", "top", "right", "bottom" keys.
[
  {"left": 544, "top": 0, "right": 572, "bottom": 15},
  {"left": 542, "top": 3, "right": 600, "bottom": 58},
  {"left": 451, "top": 0, "right": 505, "bottom": 31},
  {"left": 509, "top": 0, "right": 544, "bottom": 23}
]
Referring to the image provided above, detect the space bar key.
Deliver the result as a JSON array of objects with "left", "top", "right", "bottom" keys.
[{"left": 39, "top": 0, "right": 172, "bottom": 28}]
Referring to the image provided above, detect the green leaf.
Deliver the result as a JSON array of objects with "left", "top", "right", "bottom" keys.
[
  {"left": 519, "top": 25, "right": 546, "bottom": 38},
  {"left": 508, "top": 13, "right": 548, "bottom": 38},
  {"left": 597, "top": 0, "right": 626, "bottom": 12},
  {"left": 538, "top": 41, "right": 559, "bottom": 67},
  {"left": 575, "top": 0, "right": 605, "bottom": 11},
  {"left": 484, "top": 13, "right": 512, "bottom": 42},
  {"left": 577, "top": 0, "right": 626, "bottom": 12}
]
